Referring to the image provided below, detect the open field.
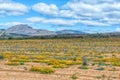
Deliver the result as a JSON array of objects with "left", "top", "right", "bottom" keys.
[{"left": 0, "top": 38, "right": 120, "bottom": 80}]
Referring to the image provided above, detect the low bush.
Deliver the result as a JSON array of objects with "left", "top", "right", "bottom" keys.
[
  {"left": 19, "top": 61, "right": 25, "bottom": 65},
  {"left": 70, "top": 74, "right": 78, "bottom": 80},
  {"left": 47, "top": 59, "right": 60, "bottom": 65},
  {"left": 30, "top": 66, "right": 55, "bottom": 74},
  {"left": 96, "top": 67, "right": 104, "bottom": 70},
  {"left": 78, "top": 66, "right": 88, "bottom": 69},
  {"left": 112, "top": 61, "right": 120, "bottom": 66},
  {"left": 0, "top": 55, "right": 4, "bottom": 59}
]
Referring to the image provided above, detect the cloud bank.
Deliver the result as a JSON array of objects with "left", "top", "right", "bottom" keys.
[
  {"left": 31, "top": 0, "right": 120, "bottom": 26},
  {"left": 0, "top": 0, "right": 28, "bottom": 16}
]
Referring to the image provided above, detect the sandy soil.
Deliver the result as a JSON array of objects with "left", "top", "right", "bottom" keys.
[{"left": 0, "top": 64, "right": 120, "bottom": 80}]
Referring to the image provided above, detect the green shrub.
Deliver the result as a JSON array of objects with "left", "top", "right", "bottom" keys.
[
  {"left": 19, "top": 61, "right": 25, "bottom": 65},
  {"left": 70, "top": 74, "right": 78, "bottom": 80},
  {"left": 0, "top": 55, "right": 4, "bottom": 59},
  {"left": 82, "top": 56, "right": 88, "bottom": 66}
]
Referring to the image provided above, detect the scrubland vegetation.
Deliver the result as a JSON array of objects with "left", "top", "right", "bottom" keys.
[{"left": 0, "top": 38, "right": 120, "bottom": 80}]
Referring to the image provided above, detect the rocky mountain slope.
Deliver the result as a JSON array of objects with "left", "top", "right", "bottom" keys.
[{"left": 5, "top": 24, "right": 56, "bottom": 36}]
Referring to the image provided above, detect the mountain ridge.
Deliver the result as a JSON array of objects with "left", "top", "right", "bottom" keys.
[
  {"left": 0, "top": 24, "right": 86, "bottom": 37},
  {"left": 56, "top": 30, "right": 85, "bottom": 34},
  {"left": 0, "top": 24, "right": 120, "bottom": 38}
]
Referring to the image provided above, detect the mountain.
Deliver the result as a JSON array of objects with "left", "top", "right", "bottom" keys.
[
  {"left": 2, "top": 24, "right": 120, "bottom": 39},
  {"left": 0, "top": 24, "right": 120, "bottom": 39},
  {"left": 0, "top": 29, "right": 5, "bottom": 36},
  {"left": 56, "top": 30, "right": 86, "bottom": 34},
  {"left": 5, "top": 24, "right": 56, "bottom": 36},
  {"left": 102, "top": 32, "right": 120, "bottom": 38}
]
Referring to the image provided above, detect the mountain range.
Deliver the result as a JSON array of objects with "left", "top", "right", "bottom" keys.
[
  {"left": 0, "top": 24, "right": 85, "bottom": 37},
  {"left": 0, "top": 24, "right": 120, "bottom": 39}
]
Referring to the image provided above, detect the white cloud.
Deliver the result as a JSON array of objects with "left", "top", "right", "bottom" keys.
[
  {"left": 0, "top": 0, "right": 11, "bottom": 3},
  {"left": 26, "top": 17, "right": 110, "bottom": 27},
  {"left": 43, "top": 18, "right": 77, "bottom": 26},
  {"left": 116, "top": 27, "right": 120, "bottom": 32},
  {"left": 32, "top": 3, "right": 58, "bottom": 15},
  {"left": 63, "top": 0, "right": 120, "bottom": 26},
  {"left": 26, "top": 17, "right": 44, "bottom": 23},
  {"left": 32, "top": 0, "right": 120, "bottom": 26},
  {"left": 32, "top": 3, "right": 77, "bottom": 18},
  {"left": 79, "top": 20, "right": 109, "bottom": 26},
  {"left": 7, "top": 11, "right": 25, "bottom": 16},
  {"left": 27, "top": 16, "right": 109, "bottom": 26},
  {"left": 27, "top": 17, "right": 79, "bottom": 26},
  {"left": 0, "top": 1, "right": 28, "bottom": 16},
  {"left": 59, "top": 10, "right": 76, "bottom": 18},
  {"left": 0, "top": 22, "right": 26, "bottom": 27}
]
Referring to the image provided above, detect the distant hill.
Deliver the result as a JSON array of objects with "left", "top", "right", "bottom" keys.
[
  {"left": 56, "top": 30, "right": 86, "bottom": 34},
  {"left": 85, "top": 32, "right": 120, "bottom": 38}
]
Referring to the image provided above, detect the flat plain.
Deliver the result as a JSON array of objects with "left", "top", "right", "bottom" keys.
[{"left": 0, "top": 38, "right": 120, "bottom": 80}]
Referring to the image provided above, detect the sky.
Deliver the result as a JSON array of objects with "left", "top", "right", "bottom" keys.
[{"left": 0, "top": 0, "right": 120, "bottom": 33}]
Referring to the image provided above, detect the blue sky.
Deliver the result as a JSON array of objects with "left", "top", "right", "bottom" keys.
[{"left": 0, "top": 0, "right": 120, "bottom": 33}]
